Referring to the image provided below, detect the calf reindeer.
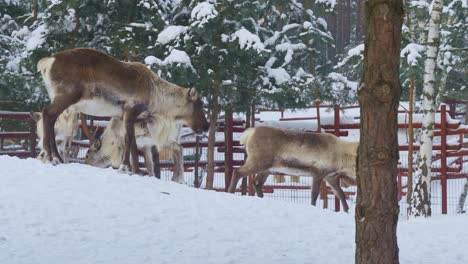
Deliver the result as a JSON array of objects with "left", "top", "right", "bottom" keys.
[
  {"left": 37, "top": 48, "right": 209, "bottom": 172},
  {"left": 85, "top": 117, "right": 184, "bottom": 183},
  {"left": 31, "top": 109, "right": 78, "bottom": 163},
  {"left": 228, "top": 126, "right": 358, "bottom": 212}
]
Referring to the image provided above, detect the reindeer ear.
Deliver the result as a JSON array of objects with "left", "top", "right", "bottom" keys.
[
  {"left": 30, "top": 112, "right": 42, "bottom": 122},
  {"left": 188, "top": 88, "right": 198, "bottom": 102}
]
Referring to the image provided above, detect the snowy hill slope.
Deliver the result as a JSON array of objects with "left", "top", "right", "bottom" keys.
[{"left": 0, "top": 156, "right": 467, "bottom": 264}]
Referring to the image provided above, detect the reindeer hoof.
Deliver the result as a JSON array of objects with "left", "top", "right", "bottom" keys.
[
  {"left": 118, "top": 164, "right": 132, "bottom": 175},
  {"left": 171, "top": 173, "right": 185, "bottom": 184},
  {"left": 51, "top": 157, "right": 61, "bottom": 166},
  {"left": 171, "top": 177, "right": 185, "bottom": 184},
  {"left": 37, "top": 151, "right": 46, "bottom": 162}
]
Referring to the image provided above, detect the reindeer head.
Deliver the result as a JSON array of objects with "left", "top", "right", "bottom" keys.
[
  {"left": 85, "top": 134, "right": 123, "bottom": 169},
  {"left": 177, "top": 88, "right": 209, "bottom": 135}
]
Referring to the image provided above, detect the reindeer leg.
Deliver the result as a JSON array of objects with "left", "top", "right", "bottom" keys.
[
  {"left": 228, "top": 160, "right": 262, "bottom": 193},
  {"left": 254, "top": 172, "right": 269, "bottom": 198},
  {"left": 311, "top": 176, "right": 323, "bottom": 206},
  {"left": 41, "top": 94, "right": 79, "bottom": 164},
  {"left": 326, "top": 173, "right": 349, "bottom": 213},
  {"left": 151, "top": 146, "right": 161, "bottom": 179},
  {"left": 121, "top": 104, "right": 147, "bottom": 174},
  {"left": 120, "top": 114, "right": 136, "bottom": 174},
  {"left": 170, "top": 143, "right": 184, "bottom": 184},
  {"left": 143, "top": 147, "right": 154, "bottom": 176}
]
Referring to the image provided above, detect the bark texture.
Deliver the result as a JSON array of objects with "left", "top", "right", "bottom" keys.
[
  {"left": 205, "top": 76, "right": 219, "bottom": 190},
  {"left": 355, "top": 1, "right": 403, "bottom": 263},
  {"left": 406, "top": 79, "right": 415, "bottom": 208},
  {"left": 409, "top": 0, "right": 443, "bottom": 218}
]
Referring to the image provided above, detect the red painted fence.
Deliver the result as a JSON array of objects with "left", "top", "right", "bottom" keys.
[{"left": 1, "top": 101, "right": 467, "bottom": 214}]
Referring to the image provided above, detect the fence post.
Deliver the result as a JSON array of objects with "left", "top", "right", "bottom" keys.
[
  {"left": 224, "top": 110, "right": 234, "bottom": 192},
  {"left": 29, "top": 117, "right": 37, "bottom": 157},
  {"left": 441, "top": 104, "right": 448, "bottom": 214},
  {"left": 334, "top": 105, "right": 341, "bottom": 212}
]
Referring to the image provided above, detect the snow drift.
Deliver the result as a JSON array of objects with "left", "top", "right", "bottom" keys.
[{"left": 0, "top": 156, "right": 466, "bottom": 264}]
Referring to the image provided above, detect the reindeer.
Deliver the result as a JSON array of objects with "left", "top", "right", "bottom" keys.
[
  {"left": 37, "top": 48, "right": 209, "bottom": 173},
  {"left": 31, "top": 109, "right": 78, "bottom": 163},
  {"left": 228, "top": 126, "right": 358, "bottom": 212},
  {"left": 85, "top": 117, "right": 184, "bottom": 183}
]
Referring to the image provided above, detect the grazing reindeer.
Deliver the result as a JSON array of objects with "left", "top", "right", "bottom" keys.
[
  {"left": 31, "top": 109, "right": 78, "bottom": 163},
  {"left": 85, "top": 117, "right": 184, "bottom": 183},
  {"left": 228, "top": 126, "right": 358, "bottom": 212},
  {"left": 37, "top": 48, "right": 209, "bottom": 172}
]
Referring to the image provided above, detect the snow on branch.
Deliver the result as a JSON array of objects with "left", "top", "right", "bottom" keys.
[
  {"left": 229, "top": 28, "right": 265, "bottom": 53},
  {"left": 327, "top": 72, "right": 358, "bottom": 91},
  {"left": 191, "top": 1, "right": 218, "bottom": 27},
  {"left": 145, "top": 49, "right": 194, "bottom": 71},
  {"left": 276, "top": 42, "right": 307, "bottom": 65},
  {"left": 157, "top": 25, "right": 188, "bottom": 45},
  {"left": 315, "top": 0, "right": 337, "bottom": 9},
  {"left": 335, "top": 44, "right": 364, "bottom": 68},
  {"left": 401, "top": 43, "right": 425, "bottom": 66}
]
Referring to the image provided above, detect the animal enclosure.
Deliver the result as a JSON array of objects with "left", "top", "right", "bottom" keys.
[{"left": 1, "top": 101, "right": 467, "bottom": 215}]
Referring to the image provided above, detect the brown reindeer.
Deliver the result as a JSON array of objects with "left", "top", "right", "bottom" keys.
[
  {"left": 228, "top": 126, "right": 358, "bottom": 212},
  {"left": 37, "top": 48, "right": 209, "bottom": 173}
]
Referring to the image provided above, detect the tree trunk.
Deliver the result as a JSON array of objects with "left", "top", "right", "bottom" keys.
[
  {"left": 33, "top": 0, "right": 38, "bottom": 20},
  {"left": 224, "top": 107, "right": 233, "bottom": 192},
  {"left": 465, "top": 101, "right": 468, "bottom": 147},
  {"left": 327, "top": 13, "right": 337, "bottom": 61},
  {"left": 406, "top": 79, "right": 415, "bottom": 209},
  {"left": 355, "top": 1, "right": 403, "bottom": 263},
  {"left": 356, "top": 0, "right": 365, "bottom": 41},
  {"left": 241, "top": 106, "right": 251, "bottom": 195},
  {"left": 436, "top": 69, "right": 448, "bottom": 106},
  {"left": 205, "top": 76, "right": 220, "bottom": 190},
  {"left": 337, "top": 0, "right": 343, "bottom": 52},
  {"left": 409, "top": 0, "right": 443, "bottom": 218},
  {"left": 345, "top": 0, "right": 351, "bottom": 47}
]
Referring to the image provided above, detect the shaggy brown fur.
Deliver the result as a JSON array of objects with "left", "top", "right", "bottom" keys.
[
  {"left": 228, "top": 126, "right": 358, "bottom": 212},
  {"left": 37, "top": 48, "right": 209, "bottom": 172}
]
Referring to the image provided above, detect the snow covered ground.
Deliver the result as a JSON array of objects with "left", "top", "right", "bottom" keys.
[{"left": 1, "top": 156, "right": 467, "bottom": 264}]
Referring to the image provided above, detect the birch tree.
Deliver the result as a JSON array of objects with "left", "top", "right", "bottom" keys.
[{"left": 409, "top": 0, "right": 444, "bottom": 217}]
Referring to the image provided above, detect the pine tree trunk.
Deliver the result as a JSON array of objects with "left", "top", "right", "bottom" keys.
[
  {"left": 355, "top": 0, "right": 403, "bottom": 263},
  {"left": 337, "top": 0, "right": 343, "bottom": 52},
  {"left": 436, "top": 69, "right": 448, "bottom": 106},
  {"left": 205, "top": 75, "right": 220, "bottom": 190},
  {"left": 356, "top": 0, "right": 365, "bottom": 41},
  {"left": 33, "top": 0, "right": 38, "bottom": 20},
  {"left": 345, "top": 0, "right": 351, "bottom": 47},
  {"left": 409, "top": 0, "right": 443, "bottom": 218},
  {"left": 327, "top": 13, "right": 337, "bottom": 60},
  {"left": 465, "top": 101, "right": 468, "bottom": 147},
  {"left": 407, "top": 79, "right": 415, "bottom": 208}
]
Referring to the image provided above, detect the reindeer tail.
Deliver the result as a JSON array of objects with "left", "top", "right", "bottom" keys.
[
  {"left": 37, "top": 57, "right": 55, "bottom": 76},
  {"left": 239, "top": 127, "right": 255, "bottom": 146}
]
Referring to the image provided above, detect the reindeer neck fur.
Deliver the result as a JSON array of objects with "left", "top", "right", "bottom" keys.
[
  {"left": 89, "top": 116, "right": 180, "bottom": 167},
  {"left": 145, "top": 115, "right": 180, "bottom": 149},
  {"left": 149, "top": 77, "right": 189, "bottom": 117},
  {"left": 334, "top": 139, "right": 358, "bottom": 177}
]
